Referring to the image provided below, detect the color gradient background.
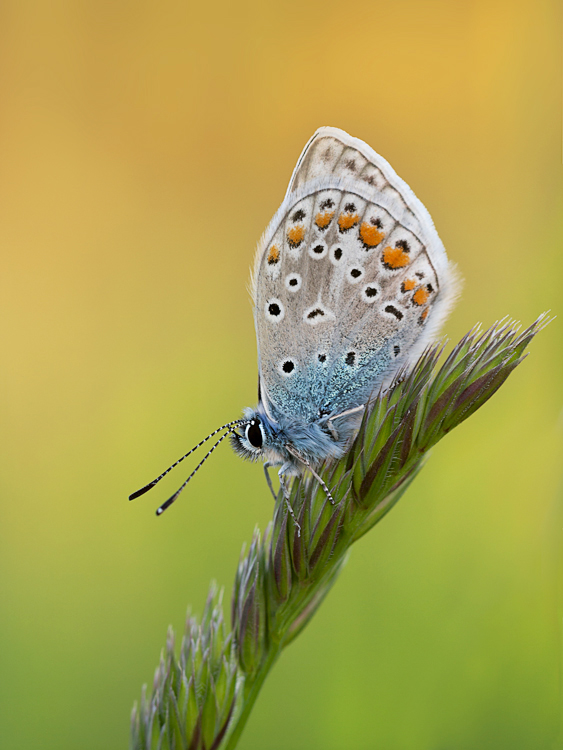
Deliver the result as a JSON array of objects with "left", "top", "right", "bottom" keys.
[{"left": 0, "top": 1, "right": 561, "bottom": 748}]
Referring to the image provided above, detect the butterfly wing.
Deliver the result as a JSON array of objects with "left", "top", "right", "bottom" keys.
[{"left": 253, "top": 127, "right": 459, "bottom": 424}]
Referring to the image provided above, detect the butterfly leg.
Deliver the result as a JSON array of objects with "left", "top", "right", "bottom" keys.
[
  {"left": 278, "top": 463, "right": 301, "bottom": 537},
  {"left": 327, "top": 421, "right": 339, "bottom": 440},
  {"left": 284, "top": 446, "right": 336, "bottom": 506},
  {"left": 263, "top": 462, "right": 278, "bottom": 501},
  {"left": 326, "top": 404, "right": 366, "bottom": 440}
]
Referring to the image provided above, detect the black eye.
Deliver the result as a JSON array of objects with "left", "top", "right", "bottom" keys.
[{"left": 246, "top": 420, "right": 263, "bottom": 449}]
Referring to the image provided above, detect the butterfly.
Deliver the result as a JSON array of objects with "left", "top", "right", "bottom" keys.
[{"left": 130, "top": 127, "right": 458, "bottom": 528}]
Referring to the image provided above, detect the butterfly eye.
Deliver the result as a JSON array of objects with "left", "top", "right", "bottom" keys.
[{"left": 246, "top": 420, "right": 263, "bottom": 449}]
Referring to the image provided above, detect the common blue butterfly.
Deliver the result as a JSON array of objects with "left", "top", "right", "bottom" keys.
[{"left": 130, "top": 127, "right": 458, "bottom": 526}]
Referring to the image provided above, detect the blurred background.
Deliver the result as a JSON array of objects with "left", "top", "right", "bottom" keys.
[{"left": 0, "top": 1, "right": 561, "bottom": 748}]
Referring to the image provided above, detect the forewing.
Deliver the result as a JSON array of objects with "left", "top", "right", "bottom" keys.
[
  {"left": 286, "top": 127, "right": 452, "bottom": 282},
  {"left": 253, "top": 129, "right": 459, "bottom": 422}
]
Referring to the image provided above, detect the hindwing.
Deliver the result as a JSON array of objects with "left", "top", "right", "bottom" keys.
[{"left": 252, "top": 128, "right": 459, "bottom": 423}]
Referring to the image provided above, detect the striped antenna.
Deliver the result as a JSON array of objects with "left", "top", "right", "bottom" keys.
[
  {"left": 156, "top": 428, "right": 236, "bottom": 516},
  {"left": 128, "top": 419, "right": 245, "bottom": 501}
]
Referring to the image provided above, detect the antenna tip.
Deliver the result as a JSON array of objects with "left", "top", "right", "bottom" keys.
[
  {"left": 156, "top": 507, "right": 164, "bottom": 516},
  {"left": 129, "top": 484, "right": 154, "bottom": 501}
]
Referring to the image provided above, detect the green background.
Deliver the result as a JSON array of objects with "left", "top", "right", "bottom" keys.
[{"left": 0, "top": 1, "right": 561, "bottom": 748}]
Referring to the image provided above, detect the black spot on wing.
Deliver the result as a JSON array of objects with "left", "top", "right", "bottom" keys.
[
  {"left": 307, "top": 308, "right": 325, "bottom": 320},
  {"left": 385, "top": 305, "right": 403, "bottom": 321}
]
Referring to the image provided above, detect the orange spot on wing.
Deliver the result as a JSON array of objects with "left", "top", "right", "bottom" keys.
[
  {"left": 420, "top": 308, "right": 429, "bottom": 322},
  {"left": 267, "top": 245, "right": 280, "bottom": 265},
  {"left": 382, "top": 246, "right": 410, "bottom": 269},
  {"left": 359, "top": 222, "right": 384, "bottom": 247},
  {"left": 338, "top": 213, "right": 360, "bottom": 231},
  {"left": 287, "top": 225, "right": 305, "bottom": 248},
  {"left": 315, "top": 211, "right": 334, "bottom": 229},
  {"left": 412, "top": 287, "right": 429, "bottom": 306},
  {"left": 401, "top": 278, "right": 416, "bottom": 292}
]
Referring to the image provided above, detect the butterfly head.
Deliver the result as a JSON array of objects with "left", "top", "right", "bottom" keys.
[
  {"left": 229, "top": 406, "right": 277, "bottom": 463},
  {"left": 230, "top": 405, "right": 301, "bottom": 467}
]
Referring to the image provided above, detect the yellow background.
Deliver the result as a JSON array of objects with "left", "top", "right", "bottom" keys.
[{"left": 0, "top": 1, "right": 561, "bottom": 748}]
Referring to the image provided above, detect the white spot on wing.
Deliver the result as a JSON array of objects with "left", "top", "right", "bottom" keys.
[
  {"left": 361, "top": 283, "right": 379, "bottom": 303},
  {"left": 278, "top": 358, "right": 297, "bottom": 377},
  {"left": 265, "top": 298, "right": 285, "bottom": 323},
  {"left": 303, "top": 301, "right": 335, "bottom": 326},
  {"left": 330, "top": 245, "right": 344, "bottom": 265},
  {"left": 347, "top": 266, "right": 364, "bottom": 284},
  {"left": 308, "top": 241, "right": 328, "bottom": 260},
  {"left": 284, "top": 273, "right": 302, "bottom": 292}
]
